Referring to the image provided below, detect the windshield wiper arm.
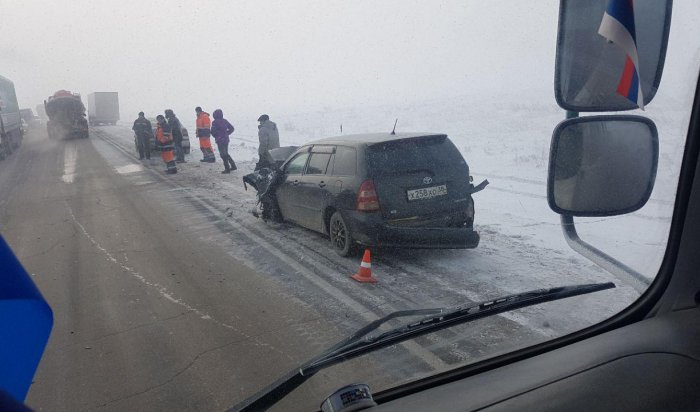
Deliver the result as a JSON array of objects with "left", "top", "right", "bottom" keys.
[
  {"left": 320, "top": 308, "right": 443, "bottom": 357},
  {"left": 304, "top": 282, "right": 614, "bottom": 374},
  {"left": 231, "top": 282, "right": 615, "bottom": 412}
]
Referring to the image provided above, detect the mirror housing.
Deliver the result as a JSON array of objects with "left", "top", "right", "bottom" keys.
[
  {"left": 548, "top": 115, "right": 658, "bottom": 216},
  {"left": 555, "top": 0, "right": 672, "bottom": 111}
]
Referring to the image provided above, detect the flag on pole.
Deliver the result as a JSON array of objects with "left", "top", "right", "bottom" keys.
[{"left": 598, "top": 0, "right": 644, "bottom": 110}]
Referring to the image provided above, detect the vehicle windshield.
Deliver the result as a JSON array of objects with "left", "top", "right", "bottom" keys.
[{"left": 1, "top": 1, "right": 699, "bottom": 411}]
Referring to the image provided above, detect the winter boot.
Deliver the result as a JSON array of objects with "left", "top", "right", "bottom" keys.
[
  {"left": 166, "top": 160, "right": 178, "bottom": 174},
  {"left": 203, "top": 148, "right": 216, "bottom": 163},
  {"left": 227, "top": 156, "right": 237, "bottom": 171}
]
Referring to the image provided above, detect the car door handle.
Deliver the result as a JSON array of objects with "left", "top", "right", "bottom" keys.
[
  {"left": 318, "top": 181, "right": 326, "bottom": 188},
  {"left": 292, "top": 180, "right": 300, "bottom": 186}
]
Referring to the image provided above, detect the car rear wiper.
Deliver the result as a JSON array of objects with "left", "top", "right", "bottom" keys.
[
  {"left": 231, "top": 282, "right": 615, "bottom": 411},
  {"left": 471, "top": 178, "right": 489, "bottom": 194}
]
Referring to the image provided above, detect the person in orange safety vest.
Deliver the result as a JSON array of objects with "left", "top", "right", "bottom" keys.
[
  {"left": 155, "top": 115, "right": 177, "bottom": 174},
  {"left": 195, "top": 106, "right": 216, "bottom": 163}
]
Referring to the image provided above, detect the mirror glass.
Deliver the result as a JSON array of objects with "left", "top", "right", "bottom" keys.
[
  {"left": 548, "top": 115, "right": 658, "bottom": 216},
  {"left": 555, "top": 0, "right": 672, "bottom": 111}
]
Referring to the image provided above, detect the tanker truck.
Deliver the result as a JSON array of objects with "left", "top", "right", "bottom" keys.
[{"left": 45, "top": 90, "right": 89, "bottom": 139}]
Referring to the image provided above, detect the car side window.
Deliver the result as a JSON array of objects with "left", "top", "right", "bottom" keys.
[
  {"left": 285, "top": 153, "right": 310, "bottom": 175},
  {"left": 331, "top": 146, "right": 357, "bottom": 176},
  {"left": 306, "top": 153, "right": 332, "bottom": 175}
]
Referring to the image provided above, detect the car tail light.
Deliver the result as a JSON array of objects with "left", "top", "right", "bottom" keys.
[
  {"left": 357, "top": 180, "right": 380, "bottom": 212},
  {"left": 466, "top": 196, "right": 475, "bottom": 218}
]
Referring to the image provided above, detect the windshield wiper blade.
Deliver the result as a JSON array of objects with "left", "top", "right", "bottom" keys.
[
  {"left": 231, "top": 282, "right": 615, "bottom": 412},
  {"left": 320, "top": 308, "right": 443, "bottom": 358},
  {"left": 304, "top": 282, "right": 614, "bottom": 374}
]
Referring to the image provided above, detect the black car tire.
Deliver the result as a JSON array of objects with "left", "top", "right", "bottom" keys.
[{"left": 330, "top": 211, "right": 357, "bottom": 257}]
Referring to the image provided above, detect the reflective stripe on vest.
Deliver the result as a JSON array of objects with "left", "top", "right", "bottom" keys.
[
  {"left": 156, "top": 125, "right": 173, "bottom": 144},
  {"left": 197, "top": 128, "right": 211, "bottom": 137}
]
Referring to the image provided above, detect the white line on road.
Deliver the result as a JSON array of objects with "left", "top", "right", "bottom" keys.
[
  {"left": 62, "top": 143, "right": 78, "bottom": 183},
  {"left": 66, "top": 203, "right": 293, "bottom": 360},
  {"left": 115, "top": 164, "right": 144, "bottom": 175}
]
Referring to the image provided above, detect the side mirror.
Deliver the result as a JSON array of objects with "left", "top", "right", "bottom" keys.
[
  {"left": 548, "top": 115, "right": 658, "bottom": 216},
  {"left": 555, "top": 0, "right": 672, "bottom": 111}
]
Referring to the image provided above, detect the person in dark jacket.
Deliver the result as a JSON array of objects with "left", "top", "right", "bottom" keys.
[
  {"left": 256, "top": 114, "right": 280, "bottom": 170},
  {"left": 165, "top": 109, "right": 185, "bottom": 163},
  {"left": 132, "top": 112, "right": 153, "bottom": 159},
  {"left": 210, "top": 109, "right": 236, "bottom": 173}
]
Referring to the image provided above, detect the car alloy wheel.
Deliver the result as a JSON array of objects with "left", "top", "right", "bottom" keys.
[{"left": 330, "top": 211, "right": 356, "bottom": 257}]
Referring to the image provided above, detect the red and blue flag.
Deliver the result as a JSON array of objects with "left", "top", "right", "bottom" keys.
[{"left": 598, "top": 0, "right": 644, "bottom": 109}]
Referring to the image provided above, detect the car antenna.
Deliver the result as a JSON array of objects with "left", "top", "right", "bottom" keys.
[
  {"left": 340, "top": 123, "right": 343, "bottom": 134},
  {"left": 391, "top": 118, "right": 398, "bottom": 135}
]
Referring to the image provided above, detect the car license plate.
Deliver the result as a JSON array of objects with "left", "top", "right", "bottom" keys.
[{"left": 407, "top": 184, "right": 447, "bottom": 201}]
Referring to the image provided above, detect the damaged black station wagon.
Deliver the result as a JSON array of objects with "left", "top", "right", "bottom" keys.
[{"left": 246, "top": 132, "right": 488, "bottom": 256}]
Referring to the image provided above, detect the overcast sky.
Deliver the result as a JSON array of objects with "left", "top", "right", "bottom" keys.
[
  {"left": 0, "top": 1, "right": 562, "bottom": 120},
  {"left": 1, "top": 1, "right": 698, "bottom": 125}
]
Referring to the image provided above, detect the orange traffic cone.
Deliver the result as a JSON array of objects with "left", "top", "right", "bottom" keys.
[{"left": 351, "top": 249, "right": 377, "bottom": 284}]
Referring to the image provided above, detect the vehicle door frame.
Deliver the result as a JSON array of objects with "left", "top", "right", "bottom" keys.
[
  {"left": 297, "top": 145, "right": 335, "bottom": 232},
  {"left": 276, "top": 148, "right": 311, "bottom": 224},
  {"left": 327, "top": 145, "right": 361, "bottom": 218}
]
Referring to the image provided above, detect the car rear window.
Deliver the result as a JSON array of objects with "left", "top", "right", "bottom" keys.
[
  {"left": 306, "top": 153, "right": 332, "bottom": 175},
  {"left": 367, "top": 135, "right": 465, "bottom": 175},
  {"left": 331, "top": 146, "right": 357, "bottom": 176}
]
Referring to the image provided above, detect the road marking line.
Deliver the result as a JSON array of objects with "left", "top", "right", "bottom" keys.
[
  {"left": 115, "top": 164, "right": 144, "bottom": 175},
  {"left": 62, "top": 143, "right": 78, "bottom": 183},
  {"left": 66, "top": 204, "right": 293, "bottom": 360},
  {"left": 133, "top": 180, "right": 155, "bottom": 186}
]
